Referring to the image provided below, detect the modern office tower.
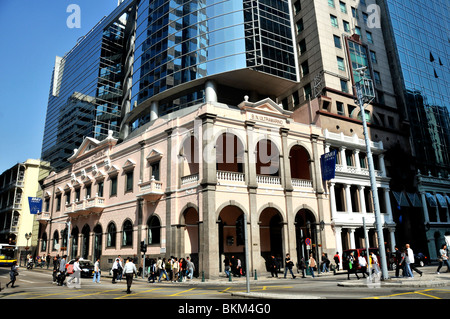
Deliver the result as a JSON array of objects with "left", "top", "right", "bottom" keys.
[
  {"left": 0, "top": 160, "right": 51, "bottom": 261},
  {"left": 285, "top": 0, "right": 408, "bottom": 254},
  {"left": 379, "top": 0, "right": 449, "bottom": 174},
  {"left": 41, "top": 3, "right": 136, "bottom": 172},
  {"left": 41, "top": 0, "right": 300, "bottom": 172},
  {"left": 377, "top": 0, "right": 450, "bottom": 258}
]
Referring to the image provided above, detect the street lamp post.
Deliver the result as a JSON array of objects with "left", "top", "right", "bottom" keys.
[{"left": 354, "top": 67, "right": 389, "bottom": 280}]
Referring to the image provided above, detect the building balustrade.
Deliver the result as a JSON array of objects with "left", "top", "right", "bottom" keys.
[
  {"left": 180, "top": 174, "right": 199, "bottom": 186},
  {"left": 291, "top": 178, "right": 313, "bottom": 188},
  {"left": 137, "top": 177, "right": 164, "bottom": 202}
]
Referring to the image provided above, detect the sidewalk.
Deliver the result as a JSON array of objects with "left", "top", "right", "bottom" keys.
[{"left": 30, "top": 265, "right": 450, "bottom": 298}]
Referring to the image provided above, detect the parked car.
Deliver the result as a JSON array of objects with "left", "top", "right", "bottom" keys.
[{"left": 67, "top": 258, "right": 95, "bottom": 277}]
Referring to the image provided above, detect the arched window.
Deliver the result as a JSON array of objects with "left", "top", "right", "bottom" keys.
[
  {"left": 41, "top": 232, "right": 48, "bottom": 252},
  {"left": 122, "top": 220, "right": 133, "bottom": 246},
  {"left": 52, "top": 231, "right": 59, "bottom": 251},
  {"left": 107, "top": 222, "right": 117, "bottom": 247},
  {"left": 147, "top": 216, "right": 161, "bottom": 245}
]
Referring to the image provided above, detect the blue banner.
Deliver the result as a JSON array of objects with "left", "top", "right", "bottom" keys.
[
  {"left": 28, "top": 197, "right": 43, "bottom": 214},
  {"left": 321, "top": 150, "right": 336, "bottom": 181}
]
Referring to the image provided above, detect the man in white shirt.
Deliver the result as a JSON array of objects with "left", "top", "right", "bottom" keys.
[
  {"left": 123, "top": 257, "right": 137, "bottom": 294},
  {"left": 358, "top": 255, "right": 368, "bottom": 278},
  {"left": 406, "top": 244, "right": 423, "bottom": 277}
]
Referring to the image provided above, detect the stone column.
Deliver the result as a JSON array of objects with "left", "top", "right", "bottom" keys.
[
  {"left": 340, "top": 147, "right": 347, "bottom": 168},
  {"left": 199, "top": 113, "right": 218, "bottom": 279},
  {"left": 334, "top": 226, "right": 343, "bottom": 269},
  {"left": 349, "top": 228, "right": 356, "bottom": 249},
  {"left": 358, "top": 185, "right": 366, "bottom": 213},
  {"left": 344, "top": 184, "right": 353, "bottom": 213},
  {"left": 420, "top": 192, "right": 430, "bottom": 223},
  {"left": 383, "top": 188, "right": 393, "bottom": 221},
  {"left": 354, "top": 150, "right": 361, "bottom": 170},
  {"left": 378, "top": 154, "right": 386, "bottom": 177},
  {"left": 329, "top": 182, "right": 337, "bottom": 218},
  {"left": 150, "top": 101, "right": 159, "bottom": 121}
]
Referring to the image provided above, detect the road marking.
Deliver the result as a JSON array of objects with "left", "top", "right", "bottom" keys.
[
  {"left": 364, "top": 289, "right": 450, "bottom": 299},
  {"left": 168, "top": 287, "right": 196, "bottom": 296},
  {"left": 114, "top": 288, "right": 163, "bottom": 299}
]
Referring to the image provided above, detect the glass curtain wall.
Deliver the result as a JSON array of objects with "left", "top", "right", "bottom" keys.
[{"left": 130, "top": 0, "right": 296, "bottom": 129}]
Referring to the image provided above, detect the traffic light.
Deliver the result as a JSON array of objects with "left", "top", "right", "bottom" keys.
[
  {"left": 236, "top": 215, "right": 245, "bottom": 246},
  {"left": 140, "top": 241, "right": 147, "bottom": 253}
]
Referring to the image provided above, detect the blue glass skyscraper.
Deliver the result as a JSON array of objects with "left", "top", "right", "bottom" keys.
[{"left": 41, "top": 0, "right": 299, "bottom": 171}]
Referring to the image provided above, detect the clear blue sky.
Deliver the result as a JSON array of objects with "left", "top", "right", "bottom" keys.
[{"left": 0, "top": 0, "right": 118, "bottom": 173}]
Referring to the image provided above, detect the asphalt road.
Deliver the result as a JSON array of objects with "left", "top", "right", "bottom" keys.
[{"left": 1, "top": 264, "right": 449, "bottom": 301}]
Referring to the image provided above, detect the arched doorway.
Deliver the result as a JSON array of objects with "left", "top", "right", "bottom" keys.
[
  {"left": 295, "top": 209, "right": 317, "bottom": 264},
  {"left": 71, "top": 227, "right": 79, "bottom": 259},
  {"left": 259, "top": 207, "right": 284, "bottom": 270},
  {"left": 218, "top": 205, "right": 246, "bottom": 274},
  {"left": 183, "top": 207, "right": 199, "bottom": 277},
  {"left": 93, "top": 224, "right": 102, "bottom": 261}
]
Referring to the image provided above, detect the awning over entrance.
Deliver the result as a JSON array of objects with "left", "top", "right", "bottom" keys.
[
  {"left": 425, "top": 193, "right": 437, "bottom": 207},
  {"left": 392, "top": 191, "right": 410, "bottom": 207},
  {"left": 436, "top": 194, "right": 448, "bottom": 208},
  {"left": 406, "top": 192, "right": 422, "bottom": 207}
]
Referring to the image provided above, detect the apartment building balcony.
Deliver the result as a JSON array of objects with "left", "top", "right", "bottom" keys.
[
  {"left": 180, "top": 174, "right": 199, "bottom": 187},
  {"left": 335, "top": 164, "right": 383, "bottom": 177},
  {"left": 65, "top": 195, "right": 105, "bottom": 217},
  {"left": 216, "top": 171, "right": 245, "bottom": 186},
  {"left": 36, "top": 211, "right": 51, "bottom": 224},
  {"left": 291, "top": 178, "right": 313, "bottom": 188},
  {"left": 137, "top": 177, "right": 163, "bottom": 202}
]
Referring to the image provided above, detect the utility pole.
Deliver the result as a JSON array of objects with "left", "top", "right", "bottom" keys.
[{"left": 354, "top": 67, "right": 389, "bottom": 280}]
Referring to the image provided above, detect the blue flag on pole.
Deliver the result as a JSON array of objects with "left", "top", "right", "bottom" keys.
[
  {"left": 321, "top": 150, "right": 336, "bottom": 181},
  {"left": 28, "top": 197, "right": 43, "bottom": 214}
]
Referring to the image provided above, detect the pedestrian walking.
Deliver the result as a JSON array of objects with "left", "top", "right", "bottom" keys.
[
  {"left": 321, "top": 253, "right": 330, "bottom": 273},
  {"left": 93, "top": 258, "right": 101, "bottom": 283},
  {"left": 52, "top": 255, "right": 60, "bottom": 284},
  {"left": 358, "top": 255, "right": 368, "bottom": 278},
  {"left": 172, "top": 257, "right": 179, "bottom": 282},
  {"left": 67, "top": 257, "right": 81, "bottom": 288},
  {"left": 406, "top": 244, "right": 422, "bottom": 277},
  {"left": 404, "top": 249, "right": 413, "bottom": 278},
  {"left": 308, "top": 253, "right": 316, "bottom": 278},
  {"left": 436, "top": 244, "right": 450, "bottom": 274},
  {"left": 57, "top": 255, "right": 67, "bottom": 286},
  {"left": 186, "top": 257, "right": 195, "bottom": 279},
  {"left": 283, "top": 253, "right": 296, "bottom": 279},
  {"left": 111, "top": 258, "right": 122, "bottom": 283},
  {"left": 6, "top": 261, "right": 19, "bottom": 288},
  {"left": 46, "top": 254, "right": 51, "bottom": 269},
  {"left": 236, "top": 257, "right": 242, "bottom": 277},
  {"left": 394, "top": 246, "right": 402, "bottom": 278},
  {"left": 158, "top": 258, "right": 169, "bottom": 282},
  {"left": 346, "top": 252, "right": 360, "bottom": 280},
  {"left": 148, "top": 259, "right": 157, "bottom": 283},
  {"left": 270, "top": 255, "right": 279, "bottom": 278},
  {"left": 224, "top": 256, "right": 231, "bottom": 278},
  {"left": 370, "top": 252, "right": 380, "bottom": 277},
  {"left": 298, "top": 257, "right": 306, "bottom": 278},
  {"left": 333, "top": 252, "right": 340, "bottom": 271},
  {"left": 123, "top": 257, "right": 137, "bottom": 294}
]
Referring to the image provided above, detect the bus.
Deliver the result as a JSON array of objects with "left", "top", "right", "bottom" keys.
[{"left": 0, "top": 244, "right": 17, "bottom": 267}]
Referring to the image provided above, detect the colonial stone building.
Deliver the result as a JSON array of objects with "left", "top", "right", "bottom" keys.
[{"left": 37, "top": 98, "right": 333, "bottom": 278}]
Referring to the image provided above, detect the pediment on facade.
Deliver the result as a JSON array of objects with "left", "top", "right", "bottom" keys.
[
  {"left": 146, "top": 149, "right": 163, "bottom": 163},
  {"left": 107, "top": 164, "right": 120, "bottom": 175},
  {"left": 68, "top": 130, "right": 117, "bottom": 163},
  {"left": 122, "top": 159, "right": 136, "bottom": 171},
  {"left": 238, "top": 97, "right": 292, "bottom": 118}
]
